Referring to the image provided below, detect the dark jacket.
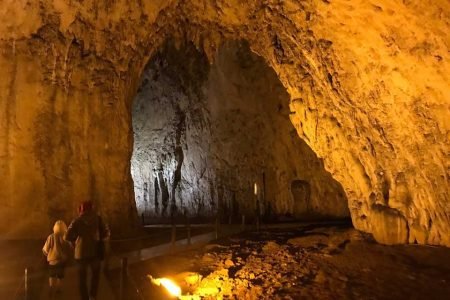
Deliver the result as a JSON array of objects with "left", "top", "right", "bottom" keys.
[{"left": 65, "top": 211, "right": 110, "bottom": 260}]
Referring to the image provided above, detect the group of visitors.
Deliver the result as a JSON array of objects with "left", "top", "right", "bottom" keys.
[{"left": 42, "top": 201, "right": 110, "bottom": 300}]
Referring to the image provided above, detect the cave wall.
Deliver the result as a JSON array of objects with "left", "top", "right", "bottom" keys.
[
  {"left": 180, "top": 0, "right": 450, "bottom": 246},
  {"left": 0, "top": 1, "right": 161, "bottom": 237},
  {"left": 131, "top": 41, "right": 349, "bottom": 221},
  {"left": 0, "top": 0, "right": 448, "bottom": 245},
  {"left": 0, "top": 28, "right": 136, "bottom": 237},
  {"left": 206, "top": 42, "right": 349, "bottom": 219},
  {"left": 131, "top": 44, "right": 214, "bottom": 220}
]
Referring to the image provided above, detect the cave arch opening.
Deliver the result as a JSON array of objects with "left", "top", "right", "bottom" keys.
[{"left": 130, "top": 40, "right": 350, "bottom": 224}]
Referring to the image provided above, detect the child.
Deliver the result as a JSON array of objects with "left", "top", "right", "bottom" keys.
[{"left": 42, "top": 220, "right": 72, "bottom": 295}]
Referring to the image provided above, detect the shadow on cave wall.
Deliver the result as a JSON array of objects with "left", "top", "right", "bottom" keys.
[{"left": 131, "top": 39, "right": 350, "bottom": 224}]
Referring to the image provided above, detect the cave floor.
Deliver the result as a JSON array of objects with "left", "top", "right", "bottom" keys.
[
  {"left": 119, "top": 224, "right": 450, "bottom": 300},
  {"left": 2, "top": 223, "right": 450, "bottom": 299}
]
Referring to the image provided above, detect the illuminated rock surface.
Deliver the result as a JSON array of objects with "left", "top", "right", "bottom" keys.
[
  {"left": 0, "top": 1, "right": 448, "bottom": 245},
  {"left": 128, "top": 225, "right": 450, "bottom": 299},
  {"left": 131, "top": 41, "right": 348, "bottom": 221}
]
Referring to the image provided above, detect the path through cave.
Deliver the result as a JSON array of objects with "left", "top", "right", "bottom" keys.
[{"left": 130, "top": 40, "right": 349, "bottom": 224}]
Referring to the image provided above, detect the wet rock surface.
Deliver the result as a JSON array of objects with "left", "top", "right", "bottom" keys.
[{"left": 128, "top": 224, "right": 450, "bottom": 299}]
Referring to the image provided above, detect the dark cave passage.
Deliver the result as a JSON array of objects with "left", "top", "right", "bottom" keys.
[{"left": 131, "top": 40, "right": 349, "bottom": 224}]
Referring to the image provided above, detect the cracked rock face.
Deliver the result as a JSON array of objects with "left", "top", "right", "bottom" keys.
[
  {"left": 131, "top": 41, "right": 348, "bottom": 221},
  {"left": 0, "top": 0, "right": 448, "bottom": 245}
]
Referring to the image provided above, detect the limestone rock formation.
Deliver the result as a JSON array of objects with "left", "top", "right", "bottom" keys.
[
  {"left": 131, "top": 41, "right": 348, "bottom": 221},
  {"left": 0, "top": 0, "right": 448, "bottom": 245}
]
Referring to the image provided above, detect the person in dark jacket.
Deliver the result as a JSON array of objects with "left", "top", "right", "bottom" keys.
[{"left": 65, "top": 201, "right": 110, "bottom": 300}]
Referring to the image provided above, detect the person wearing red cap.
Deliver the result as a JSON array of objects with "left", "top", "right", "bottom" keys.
[{"left": 65, "top": 201, "right": 110, "bottom": 300}]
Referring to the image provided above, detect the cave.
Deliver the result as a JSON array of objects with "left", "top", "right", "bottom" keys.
[
  {"left": 130, "top": 41, "right": 349, "bottom": 224},
  {"left": 0, "top": 1, "right": 449, "bottom": 299}
]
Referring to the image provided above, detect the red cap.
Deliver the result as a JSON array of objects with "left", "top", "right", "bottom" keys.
[{"left": 79, "top": 201, "right": 93, "bottom": 215}]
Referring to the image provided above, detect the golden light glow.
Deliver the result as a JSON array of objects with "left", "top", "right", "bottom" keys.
[{"left": 151, "top": 277, "right": 182, "bottom": 298}]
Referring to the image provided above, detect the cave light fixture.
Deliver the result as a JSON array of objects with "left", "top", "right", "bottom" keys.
[{"left": 149, "top": 276, "right": 182, "bottom": 298}]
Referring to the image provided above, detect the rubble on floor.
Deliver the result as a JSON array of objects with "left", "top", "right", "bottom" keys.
[
  {"left": 130, "top": 224, "right": 450, "bottom": 300},
  {"left": 176, "top": 227, "right": 363, "bottom": 299}
]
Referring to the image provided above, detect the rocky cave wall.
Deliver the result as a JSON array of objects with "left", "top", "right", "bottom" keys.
[
  {"left": 0, "top": 0, "right": 448, "bottom": 245},
  {"left": 131, "top": 41, "right": 349, "bottom": 222}
]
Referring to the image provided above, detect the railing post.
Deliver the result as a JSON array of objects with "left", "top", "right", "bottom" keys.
[
  {"left": 171, "top": 222, "right": 176, "bottom": 247},
  {"left": 215, "top": 216, "right": 219, "bottom": 239},
  {"left": 256, "top": 215, "right": 260, "bottom": 232},
  {"left": 120, "top": 257, "right": 128, "bottom": 300},
  {"left": 241, "top": 215, "right": 245, "bottom": 232},
  {"left": 186, "top": 217, "right": 191, "bottom": 245},
  {"left": 24, "top": 268, "right": 28, "bottom": 300},
  {"left": 141, "top": 213, "right": 145, "bottom": 225}
]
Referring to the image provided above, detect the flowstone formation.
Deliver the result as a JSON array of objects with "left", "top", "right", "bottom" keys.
[
  {"left": 131, "top": 41, "right": 348, "bottom": 221},
  {"left": 0, "top": 1, "right": 448, "bottom": 245}
]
